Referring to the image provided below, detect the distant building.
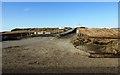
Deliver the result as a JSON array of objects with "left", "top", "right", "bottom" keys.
[
  {"left": 76, "top": 29, "right": 79, "bottom": 34},
  {"left": 45, "top": 31, "right": 51, "bottom": 34}
]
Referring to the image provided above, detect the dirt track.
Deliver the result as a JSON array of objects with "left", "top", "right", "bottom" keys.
[{"left": 2, "top": 37, "right": 120, "bottom": 73}]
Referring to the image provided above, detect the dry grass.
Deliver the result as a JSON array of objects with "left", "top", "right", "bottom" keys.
[
  {"left": 1, "top": 31, "right": 34, "bottom": 35},
  {"left": 78, "top": 28, "right": 120, "bottom": 38}
]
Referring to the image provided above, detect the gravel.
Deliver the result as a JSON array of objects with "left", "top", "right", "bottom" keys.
[{"left": 2, "top": 37, "right": 119, "bottom": 73}]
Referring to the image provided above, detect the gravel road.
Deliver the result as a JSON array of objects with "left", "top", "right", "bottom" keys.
[{"left": 2, "top": 37, "right": 120, "bottom": 73}]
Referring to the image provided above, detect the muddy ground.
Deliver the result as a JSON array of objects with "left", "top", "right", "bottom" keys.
[{"left": 2, "top": 36, "right": 120, "bottom": 73}]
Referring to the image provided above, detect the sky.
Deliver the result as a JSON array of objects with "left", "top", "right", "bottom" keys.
[
  {"left": 2, "top": 2, "right": 118, "bottom": 31},
  {"left": 2, "top": 0, "right": 120, "bottom": 2}
]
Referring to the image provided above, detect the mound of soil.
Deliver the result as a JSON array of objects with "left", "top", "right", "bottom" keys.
[{"left": 71, "top": 28, "right": 120, "bottom": 56}]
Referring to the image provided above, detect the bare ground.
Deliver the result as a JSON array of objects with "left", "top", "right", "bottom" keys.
[{"left": 2, "top": 37, "right": 120, "bottom": 73}]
